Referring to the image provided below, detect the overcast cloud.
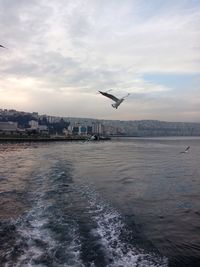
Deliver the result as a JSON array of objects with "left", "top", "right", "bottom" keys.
[{"left": 0, "top": 0, "right": 200, "bottom": 121}]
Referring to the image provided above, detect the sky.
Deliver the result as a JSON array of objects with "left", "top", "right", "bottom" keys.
[{"left": 0, "top": 0, "right": 200, "bottom": 122}]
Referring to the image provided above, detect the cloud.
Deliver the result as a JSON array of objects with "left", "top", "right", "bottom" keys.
[{"left": 0, "top": 0, "right": 199, "bottom": 121}]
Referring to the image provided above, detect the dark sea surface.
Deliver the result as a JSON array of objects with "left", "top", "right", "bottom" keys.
[{"left": 0, "top": 137, "right": 200, "bottom": 267}]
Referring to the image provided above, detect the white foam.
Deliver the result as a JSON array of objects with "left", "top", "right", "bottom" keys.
[
  {"left": 7, "top": 193, "right": 84, "bottom": 266},
  {"left": 80, "top": 185, "right": 168, "bottom": 267}
]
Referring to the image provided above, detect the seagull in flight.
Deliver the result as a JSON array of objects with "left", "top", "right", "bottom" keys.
[
  {"left": 0, "top": 45, "right": 7, "bottom": 49},
  {"left": 180, "top": 146, "right": 190, "bottom": 153},
  {"left": 99, "top": 90, "right": 130, "bottom": 109}
]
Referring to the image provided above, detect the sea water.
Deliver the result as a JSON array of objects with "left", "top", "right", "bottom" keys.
[{"left": 0, "top": 137, "right": 200, "bottom": 266}]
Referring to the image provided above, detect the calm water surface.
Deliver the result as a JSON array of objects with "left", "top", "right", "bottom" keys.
[{"left": 0, "top": 137, "right": 200, "bottom": 266}]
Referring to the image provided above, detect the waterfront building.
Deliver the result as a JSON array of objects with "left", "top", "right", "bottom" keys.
[
  {"left": 87, "top": 126, "right": 93, "bottom": 135},
  {"left": 67, "top": 125, "right": 73, "bottom": 133},
  {"left": 63, "top": 128, "right": 72, "bottom": 136},
  {"left": 78, "top": 126, "right": 87, "bottom": 136},
  {"left": 0, "top": 122, "right": 18, "bottom": 134},
  {"left": 72, "top": 126, "right": 79, "bottom": 135},
  {"left": 38, "top": 125, "right": 49, "bottom": 134},
  {"left": 92, "top": 122, "right": 103, "bottom": 135},
  {"left": 29, "top": 120, "right": 39, "bottom": 129}
]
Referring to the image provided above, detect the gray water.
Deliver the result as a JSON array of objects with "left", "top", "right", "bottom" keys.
[{"left": 0, "top": 137, "right": 200, "bottom": 266}]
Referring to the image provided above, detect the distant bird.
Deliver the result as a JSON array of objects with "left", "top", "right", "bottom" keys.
[
  {"left": 99, "top": 90, "right": 130, "bottom": 109},
  {"left": 180, "top": 146, "right": 190, "bottom": 153},
  {"left": 0, "top": 45, "right": 7, "bottom": 49}
]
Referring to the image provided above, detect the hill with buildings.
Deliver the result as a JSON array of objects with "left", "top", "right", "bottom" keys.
[{"left": 0, "top": 108, "right": 200, "bottom": 137}]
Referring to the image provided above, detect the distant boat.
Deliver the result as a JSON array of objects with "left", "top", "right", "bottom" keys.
[
  {"left": 87, "top": 135, "right": 111, "bottom": 141},
  {"left": 180, "top": 146, "right": 190, "bottom": 153},
  {"left": 90, "top": 135, "right": 97, "bottom": 141}
]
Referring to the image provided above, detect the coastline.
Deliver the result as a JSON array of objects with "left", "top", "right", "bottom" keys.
[{"left": 0, "top": 136, "right": 111, "bottom": 142}]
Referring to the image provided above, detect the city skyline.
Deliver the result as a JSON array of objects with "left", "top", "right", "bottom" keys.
[
  {"left": 0, "top": 0, "right": 200, "bottom": 122},
  {"left": 1, "top": 108, "right": 200, "bottom": 138}
]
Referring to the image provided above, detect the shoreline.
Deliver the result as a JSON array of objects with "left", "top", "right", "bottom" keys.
[{"left": 0, "top": 136, "right": 111, "bottom": 142}]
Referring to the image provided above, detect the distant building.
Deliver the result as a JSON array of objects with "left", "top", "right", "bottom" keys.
[
  {"left": 29, "top": 120, "right": 39, "bottom": 129},
  {"left": 47, "top": 116, "right": 54, "bottom": 123},
  {"left": 0, "top": 122, "right": 18, "bottom": 133},
  {"left": 103, "top": 125, "right": 117, "bottom": 135},
  {"left": 26, "top": 121, "right": 49, "bottom": 135},
  {"left": 66, "top": 123, "right": 105, "bottom": 136},
  {"left": 92, "top": 122, "right": 103, "bottom": 135},
  {"left": 32, "top": 112, "right": 38, "bottom": 118},
  {"left": 38, "top": 125, "right": 49, "bottom": 135},
  {"left": 87, "top": 126, "right": 93, "bottom": 135},
  {"left": 79, "top": 126, "right": 87, "bottom": 135},
  {"left": 72, "top": 126, "right": 79, "bottom": 135},
  {"left": 63, "top": 128, "right": 71, "bottom": 136},
  {"left": 46, "top": 116, "right": 61, "bottom": 123},
  {"left": 67, "top": 125, "right": 73, "bottom": 134}
]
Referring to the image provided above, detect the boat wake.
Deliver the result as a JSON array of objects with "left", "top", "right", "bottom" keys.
[
  {"left": 1, "top": 160, "right": 168, "bottom": 267},
  {"left": 76, "top": 185, "right": 168, "bottom": 267}
]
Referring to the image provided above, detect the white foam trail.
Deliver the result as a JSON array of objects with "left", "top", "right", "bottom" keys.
[
  {"left": 80, "top": 186, "right": 168, "bottom": 267},
  {"left": 5, "top": 178, "right": 84, "bottom": 267},
  {"left": 12, "top": 209, "right": 83, "bottom": 267}
]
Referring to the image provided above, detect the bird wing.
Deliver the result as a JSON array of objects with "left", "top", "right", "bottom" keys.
[
  {"left": 180, "top": 146, "right": 190, "bottom": 153},
  {"left": 0, "top": 45, "right": 7, "bottom": 49},
  {"left": 99, "top": 91, "right": 119, "bottom": 102}
]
